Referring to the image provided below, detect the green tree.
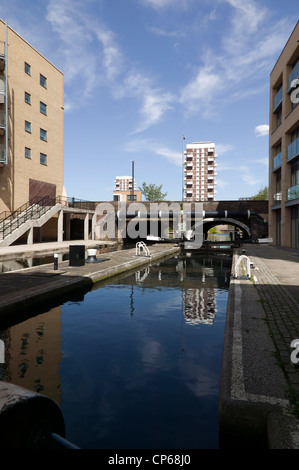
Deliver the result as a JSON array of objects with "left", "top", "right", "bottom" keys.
[
  {"left": 251, "top": 186, "right": 269, "bottom": 200},
  {"left": 139, "top": 182, "right": 167, "bottom": 201}
]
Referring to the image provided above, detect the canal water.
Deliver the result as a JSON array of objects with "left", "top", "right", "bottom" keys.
[{"left": 0, "top": 251, "right": 231, "bottom": 449}]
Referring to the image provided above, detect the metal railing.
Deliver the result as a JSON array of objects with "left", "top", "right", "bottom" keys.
[
  {"left": 0, "top": 195, "right": 58, "bottom": 240},
  {"left": 0, "top": 195, "right": 97, "bottom": 241},
  {"left": 58, "top": 196, "right": 97, "bottom": 211}
]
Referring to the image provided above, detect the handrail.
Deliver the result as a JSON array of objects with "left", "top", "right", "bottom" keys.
[
  {"left": 0, "top": 195, "right": 57, "bottom": 239},
  {"left": 136, "top": 241, "right": 151, "bottom": 257},
  {"left": 234, "top": 255, "right": 251, "bottom": 279},
  {"left": 0, "top": 195, "right": 97, "bottom": 241}
]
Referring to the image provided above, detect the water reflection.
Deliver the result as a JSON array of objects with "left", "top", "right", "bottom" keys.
[
  {"left": 0, "top": 252, "right": 231, "bottom": 449},
  {"left": 0, "top": 307, "right": 62, "bottom": 404}
]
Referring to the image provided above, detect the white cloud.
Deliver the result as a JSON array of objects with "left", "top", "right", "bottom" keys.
[
  {"left": 216, "top": 179, "right": 229, "bottom": 189},
  {"left": 180, "top": 0, "right": 293, "bottom": 117},
  {"left": 121, "top": 71, "right": 176, "bottom": 133},
  {"left": 139, "top": 0, "right": 190, "bottom": 10},
  {"left": 46, "top": 0, "right": 124, "bottom": 110},
  {"left": 148, "top": 26, "right": 185, "bottom": 38},
  {"left": 180, "top": 65, "right": 223, "bottom": 116},
  {"left": 255, "top": 125, "right": 269, "bottom": 137},
  {"left": 254, "top": 158, "right": 269, "bottom": 166},
  {"left": 45, "top": 0, "right": 175, "bottom": 129},
  {"left": 215, "top": 143, "right": 234, "bottom": 156},
  {"left": 240, "top": 165, "right": 261, "bottom": 186},
  {"left": 124, "top": 138, "right": 181, "bottom": 166}
]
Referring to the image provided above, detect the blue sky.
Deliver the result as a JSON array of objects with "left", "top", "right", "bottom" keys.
[{"left": 1, "top": 0, "right": 298, "bottom": 201}]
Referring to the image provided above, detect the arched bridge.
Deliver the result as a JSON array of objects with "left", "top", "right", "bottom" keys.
[{"left": 96, "top": 200, "right": 269, "bottom": 243}]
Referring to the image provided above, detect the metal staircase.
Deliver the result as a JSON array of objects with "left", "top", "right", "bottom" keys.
[{"left": 0, "top": 196, "right": 62, "bottom": 246}]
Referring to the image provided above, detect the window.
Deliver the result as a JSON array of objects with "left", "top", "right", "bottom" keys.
[
  {"left": 25, "top": 147, "right": 31, "bottom": 159},
  {"left": 40, "top": 153, "right": 47, "bottom": 165},
  {"left": 127, "top": 194, "right": 137, "bottom": 201},
  {"left": 273, "top": 85, "right": 283, "bottom": 112},
  {"left": 40, "top": 101, "right": 47, "bottom": 115},
  {"left": 291, "top": 160, "right": 299, "bottom": 187},
  {"left": 40, "top": 128, "right": 47, "bottom": 142},
  {"left": 25, "top": 92, "right": 31, "bottom": 105},
  {"left": 40, "top": 74, "right": 47, "bottom": 88},
  {"left": 288, "top": 57, "right": 299, "bottom": 91},
  {"left": 25, "top": 121, "right": 31, "bottom": 133},
  {"left": 25, "top": 62, "right": 31, "bottom": 75}
]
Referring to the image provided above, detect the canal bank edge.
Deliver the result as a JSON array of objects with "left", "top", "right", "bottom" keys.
[
  {"left": 0, "top": 244, "right": 181, "bottom": 325},
  {"left": 219, "top": 248, "right": 299, "bottom": 449}
]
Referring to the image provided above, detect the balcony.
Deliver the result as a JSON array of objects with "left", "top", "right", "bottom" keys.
[
  {"left": 288, "top": 59, "right": 299, "bottom": 92},
  {"left": 273, "top": 86, "right": 282, "bottom": 112},
  {"left": 288, "top": 137, "right": 299, "bottom": 161},
  {"left": 287, "top": 184, "right": 299, "bottom": 201},
  {"left": 273, "top": 152, "right": 282, "bottom": 171},
  {"left": 273, "top": 192, "right": 282, "bottom": 204}
]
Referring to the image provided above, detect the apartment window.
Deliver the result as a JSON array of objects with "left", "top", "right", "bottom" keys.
[
  {"left": 25, "top": 62, "right": 31, "bottom": 75},
  {"left": 276, "top": 170, "right": 281, "bottom": 194},
  {"left": 40, "top": 153, "right": 47, "bottom": 165},
  {"left": 291, "top": 160, "right": 299, "bottom": 187},
  {"left": 25, "top": 121, "right": 31, "bottom": 133},
  {"left": 40, "top": 74, "right": 47, "bottom": 88},
  {"left": 25, "top": 92, "right": 31, "bottom": 105},
  {"left": 288, "top": 57, "right": 299, "bottom": 91},
  {"left": 273, "top": 85, "right": 283, "bottom": 112},
  {"left": 40, "top": 128, "right": 47, "bottom": 142},
  {"left": 288, "top": 128, "right": 299, "bottom": 161},
  {"left": 25, "top": 147, "right": 31, "bottom": 159},
  {"left": 40, "top": 101, "right": 47, "bottom": 115}
]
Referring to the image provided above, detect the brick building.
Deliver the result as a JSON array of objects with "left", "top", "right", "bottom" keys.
[
  {"left": 113, "top": 176, "right": 142, "bottom": 202},
  {"left": 0, "top": 19, "right": 65, "bottom": 214},
  {"left": 269, "top": 21, "right": 299, "bottom": 248}
]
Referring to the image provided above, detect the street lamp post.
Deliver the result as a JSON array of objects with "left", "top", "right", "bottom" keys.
[
  {"left": 182, "top": 134, "right": 185, "bottom": 201},
  {"left": 131, "top": 160, "right": 135, "bottom": 201}
]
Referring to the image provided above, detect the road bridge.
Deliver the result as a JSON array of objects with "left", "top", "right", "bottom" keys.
[{"left": 95, "top": 200, "right": 269, "bottom": 243}]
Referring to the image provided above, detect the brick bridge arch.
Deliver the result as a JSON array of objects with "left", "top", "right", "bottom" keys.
[{"left": 95, "top": 199, "right": 269, "bottom": 242}]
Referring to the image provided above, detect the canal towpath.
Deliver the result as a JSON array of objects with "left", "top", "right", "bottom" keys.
[{"left": 220, "top": 243, "right": 299, "bottom": 449}]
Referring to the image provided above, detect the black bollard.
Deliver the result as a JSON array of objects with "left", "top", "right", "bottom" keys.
[
  {"left": 54, "top": 253, "right": 58, "bottom": 270},
  {"left": 0, "top": 381, "right": 79, "bottom": 449}
]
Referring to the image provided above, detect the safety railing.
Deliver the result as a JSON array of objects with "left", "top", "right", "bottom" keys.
[
  {"left": 0, "top": 195, "right": 57, "bottom": 240},
  {"left": 136, "top": 241, "right": 151, "bottom": 257},
  {"left": 0, "top": 195, "right": 97, "bottom": 241}
]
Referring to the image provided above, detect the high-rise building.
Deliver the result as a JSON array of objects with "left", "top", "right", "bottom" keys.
[
  {"left": 269, "top": 21, "right": 299, "bottom": 249},
  {"left": 113, "top": 176, "right": 142, "bottom": 202},
  {"left": 183, "top": 142, "right": 217, "bottom": 202},
  {"left": 0, "top": 19, "right": 64, "bottom": 213}
]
